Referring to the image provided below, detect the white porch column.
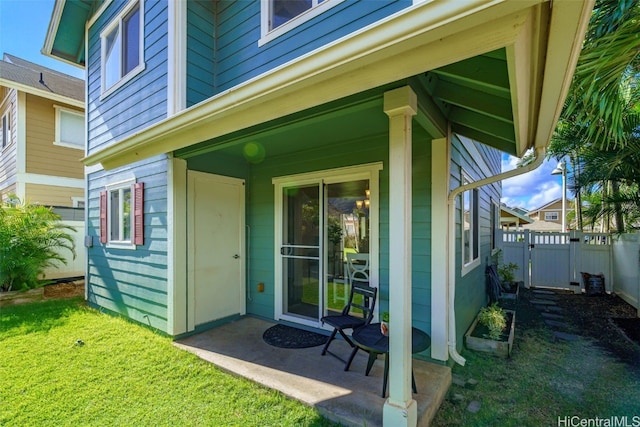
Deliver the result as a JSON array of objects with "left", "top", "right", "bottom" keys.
[
  {"left": 431, "top": 137, "right": 449, "bottom": 362},
  {"left": 383, "top": 86, "right": 417, "bottom": 427}
]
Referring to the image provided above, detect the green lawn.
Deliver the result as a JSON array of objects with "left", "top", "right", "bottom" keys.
[
  {"left": 0, "top": 298, "right": 337, "bottom": 427},
  {"left": 432, "top": 309, "right": 640, "bottom": 426}
]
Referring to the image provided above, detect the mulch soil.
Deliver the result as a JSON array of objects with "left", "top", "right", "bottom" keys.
[
  {"left": 42, "top": 279, "right": 84, "bottom": 299},
  {"left": 512, "top": 287, "right": 640, "bottom": 370}
]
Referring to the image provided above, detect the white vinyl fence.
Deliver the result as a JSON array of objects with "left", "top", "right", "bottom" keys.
[
  {"left": 500, "top": 230, "right": 639, "bottom": 315},
  {"left": 612, "top": 233, "right": 640, "bottom": 312},
  {"left": 499, "top": 230, "right": 612, "bottom": 292},
  {"left": 42, "top": 220, "right": 85, "bottom": 280}
]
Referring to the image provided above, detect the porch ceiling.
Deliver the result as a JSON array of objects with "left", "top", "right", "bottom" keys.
[
  {"left": 423, "top": 49, "right": 517, "bottom": 155},
  {"left": 175, "top": 93, "right": 392, "bottom": 160},
  {"left": 177, "top": 48, "right": 515, "bottom": 160}
]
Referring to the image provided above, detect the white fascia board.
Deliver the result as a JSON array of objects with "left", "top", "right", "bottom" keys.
[
  {"left": 85, "top": 0, "right": 549, "bottom": 169},
  {"left": 0, "top": 79, "right": 84, "bottom": 109},
  {"left": 41, "top": 0, "right": 65, "bottom": 58},
  {"left": 533, "top": 0, "right": 594, "bottom": 149}
]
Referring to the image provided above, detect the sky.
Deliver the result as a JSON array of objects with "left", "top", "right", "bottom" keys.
[
  {"left": 0, "top": 0, "right": 566, "bottom": 212},
  {"left": 0, "top": 0, "right": 84, "bottom": 79},
  {"left": 501, "top": 154, "right": 567, "bottom": 211}
]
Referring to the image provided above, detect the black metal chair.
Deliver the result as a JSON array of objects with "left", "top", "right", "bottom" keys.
[{"left": 320, "top": 279, "right": 377, "bottom": 371}]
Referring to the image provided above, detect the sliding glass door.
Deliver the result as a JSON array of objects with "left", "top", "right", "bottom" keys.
[{"left": 277, "top": 171, "right": 373, "bottom": 326}]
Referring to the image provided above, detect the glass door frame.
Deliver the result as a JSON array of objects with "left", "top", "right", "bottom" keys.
[{"left": 273, "top": 162, "right": 382, "bottom": 329}]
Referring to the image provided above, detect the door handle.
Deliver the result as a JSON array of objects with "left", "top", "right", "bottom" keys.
[{"left": 233, "top": 254, "right": 240, "bottom": 259}]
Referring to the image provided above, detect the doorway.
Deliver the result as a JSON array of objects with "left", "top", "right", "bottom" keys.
[
  {"left": 187, "top": 171, "right": 246, "bottom": 327},
  {"left": 274, "top": 164, "right": 381, "bottom": 328}
]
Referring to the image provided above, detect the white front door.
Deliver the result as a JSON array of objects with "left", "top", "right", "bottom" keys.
[{"left": 188, "top": 171, "right": 245, "bottom": 327}]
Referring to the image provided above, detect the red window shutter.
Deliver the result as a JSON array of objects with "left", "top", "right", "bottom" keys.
[
  {"left": 133, "top": 182, "right": 144, "bottom": 246},
  {"left": 99, "top": 191, "right": 107, "bottom": 244}
]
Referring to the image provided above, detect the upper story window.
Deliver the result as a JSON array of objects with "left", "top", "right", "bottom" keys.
[
  {"left": 2, "top": 111, "right": 11, "bottom": 149},
  {"left": 54, "top": 106, "right": 84, "bottom": 150},
  {"left": 461, "top": 172, "right": 480, "bottom": 275},
  {"left": 260, "top": 0, "right": 345, "bottom": 46},
  {"left": 545, "top": 211, "right": 559, "bottom": 221},
  {"left": 100, "top": 0, "right": 145, "bottom": 98}
]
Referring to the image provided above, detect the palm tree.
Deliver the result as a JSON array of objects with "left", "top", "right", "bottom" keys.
[
  {"left": 564, "top": 0, "right": 639, "bottom": 149},
  {"left": 551, "top": 0, "right": 640, "bottom": 232}
]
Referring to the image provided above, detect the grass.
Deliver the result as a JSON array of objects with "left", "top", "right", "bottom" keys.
[
  {"left": 432, "top": 316, "right": 640, "bottom": 426},
  {"left": 0, "top": 298, "right": 337, "bottom": 427}
]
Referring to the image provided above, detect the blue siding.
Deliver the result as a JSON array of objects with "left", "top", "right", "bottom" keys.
[
  {"left": 86, "top": 0, "right": 168, "bottom": 155},
  {"left": 450, "top": 135, "right": 502, "bottom": 348},
  {"left": 86, "top": 155, "right": 170, "bottom": 332},
  {"left": 84, "top": 0, "right": 171, "bottom": 332},
  {"left": 186, "top": 0, "right": 411, "bottom": 100},
  {"left": 216, "top": 0, "right": 410, "bottom": 92},
  {"left": 187, "top": 0, "right": 216, "bottom": 106}
]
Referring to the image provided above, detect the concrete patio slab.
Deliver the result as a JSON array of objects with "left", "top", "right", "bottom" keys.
[{"left": 174, "top": 317, "right": 451, "bottom": 427}]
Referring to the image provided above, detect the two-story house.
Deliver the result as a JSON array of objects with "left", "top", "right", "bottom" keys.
[
  {"left": 526, "top": 198, "right": 574, "bottom": 231},
  {"left": 43, "top": 1, "right": 592, "bottom": 424},
  {"left": 0, "top": 54, "right": 84, "bottom": 208}
]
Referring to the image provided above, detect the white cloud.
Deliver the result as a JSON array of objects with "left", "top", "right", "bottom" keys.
[{"left": 500, "top": 155, "right": 564, "bottom": 211}]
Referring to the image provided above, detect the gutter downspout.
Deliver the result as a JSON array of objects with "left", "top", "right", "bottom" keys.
[{"left": 447, "top": 146, "right": 546, "bottom": 366}]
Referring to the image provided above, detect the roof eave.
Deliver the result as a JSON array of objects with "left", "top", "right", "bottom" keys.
[
  {"left": 531, "top": 0, "right": 594, "bottom": 152},
  {"left": 0, "top": 78, "right": 84, "bottom": 108},
  {"left": 42, "top": 0, "right": 87, "bottom": 69}
]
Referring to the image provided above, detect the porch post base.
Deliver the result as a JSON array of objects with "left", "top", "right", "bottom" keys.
[{"left": 383, "top": 397, "right": 417, "bottom": 427}]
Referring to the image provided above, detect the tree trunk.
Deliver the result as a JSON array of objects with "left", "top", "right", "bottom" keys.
[{"left": 611, "top": 180, "right": 625, "bottom": 233}]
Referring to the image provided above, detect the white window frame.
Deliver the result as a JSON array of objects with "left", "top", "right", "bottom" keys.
[
  {"left": 2, "top": 110, "right": 11, "bottom": 149},
  {"left": 461, "top": 172, "right": 480, "bottom": 276},
  {"left": 100, "top": 0, "right": 145, "bottom": 99},
  {"left": 545, "top": 211, "right": 559, "bottom": 221},
  {"left": 106, "top": 178, "right": 136, "bottom": 250},
  {"left": 72, "top": 197, "right": 85, "bottom": 208},
  {"left": 259, "top": 0, "right": 346, "bottom": 46},
  {"left": 53, "top": 105, "right": 85, "bottom": 150}
]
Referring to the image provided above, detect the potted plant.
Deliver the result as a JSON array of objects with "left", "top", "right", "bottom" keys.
[
  {"left": 380, "top": 311, "right": 389, "bottom": 336},
  {"left": 498, "top": 262, "right": 520, "bottom": 297},
  {"left": 465, "top": 303, "right": 515, "bottom": 357},
  {"left": 491, "top": 250, "right": 521, "bottom": 300}
]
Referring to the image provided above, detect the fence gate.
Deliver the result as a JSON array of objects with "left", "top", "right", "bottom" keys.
[{"left": 500, "top": 230, "right": 611, "bottom": 292}]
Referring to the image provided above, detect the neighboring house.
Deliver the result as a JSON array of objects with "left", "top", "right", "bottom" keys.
[
  {"left": 0, "top": 53, "right": 85, "bottom": 208},
  {"left": 43, "top": 1, "right": 592, "bottom": 423},
  {"left": 526, "top": 198, "right": 573, "bottom": 231},
  {"left": 0, "top": 54, "right": 86, "bottom": 279},
  {"left": 500, "top": 204, "right": 533, "bottom": 231}
]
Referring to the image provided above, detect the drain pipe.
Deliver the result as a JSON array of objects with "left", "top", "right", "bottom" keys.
[{"left": 447, "top": 146, "right": 546, "bottom": 365}]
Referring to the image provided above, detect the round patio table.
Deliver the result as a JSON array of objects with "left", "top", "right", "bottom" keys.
[{"left": 351, "top": 323, "right": 430, "bottom": 398}]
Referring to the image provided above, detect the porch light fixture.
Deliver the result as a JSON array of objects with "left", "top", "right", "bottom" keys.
[{"left": 551, "top": 161, "right": 567, "bottom": 232}]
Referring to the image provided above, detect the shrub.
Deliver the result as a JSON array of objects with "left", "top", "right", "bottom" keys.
[
  {"left": 0, "top": 196, "right": 76, "bottom": 292},
  {"left": 478, "top": 303, "right": 507, "bottom": 340}
]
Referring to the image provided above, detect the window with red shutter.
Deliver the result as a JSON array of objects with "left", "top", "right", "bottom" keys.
[{"left": 103, "top": 178, "right": 138, "bottom": 249}]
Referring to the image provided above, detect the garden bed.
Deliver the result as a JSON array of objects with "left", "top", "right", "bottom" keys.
[
  {"left": 0, "top": 278, "right": 84, "bottom": 307},
  {"left": 465, "top": 310, "right": 515, "bottom": 357}
]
